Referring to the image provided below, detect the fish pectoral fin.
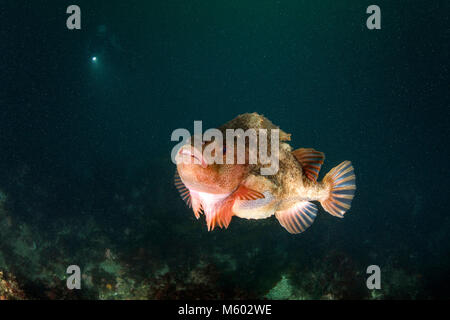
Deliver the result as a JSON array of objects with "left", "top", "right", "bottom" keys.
[
  {"left": 174, "top": 171, "right": 192, "bottom": 208},
  {"left": 192, "top": 198, "right": 203, "bottom": 219},
  {"left": 234, "top": 185, "right": 265, "bottom": 201},
  {"left": 275, "top": 201, "right": 317, "bottom": 234},
  {"left": 206, "top": 197, "right": 234, "bottom": 231},
  {"left": 205, "top": 185, "right": 264, "bottom": 231},
  {"left": 292, "top": 148, "right": 325, "bottom": 182},
  {"left": 175, "top": 172, "right": 204, "bottom": 219}
]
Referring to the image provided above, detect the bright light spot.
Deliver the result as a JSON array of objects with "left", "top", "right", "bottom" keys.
[{"left": 92, "top": 56, "right": 97, "bottom": 62}]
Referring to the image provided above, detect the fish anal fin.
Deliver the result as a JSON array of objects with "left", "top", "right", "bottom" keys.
[
  {"left": 275, "top": 201, "right": 317, "bottom": 234},
  {"left": 292, "top": 148, "right": 325, "bottom": 182}
]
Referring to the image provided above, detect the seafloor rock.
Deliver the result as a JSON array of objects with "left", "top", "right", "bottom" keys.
[
  {"left": 0, "top": 271, "right": 26, "bottom": 300},
  {"left": 265, "top": 274, "right": 310, "bottom": 300}
]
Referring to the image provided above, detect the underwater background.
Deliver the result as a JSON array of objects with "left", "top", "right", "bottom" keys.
[{"left": 0, "top": 0, "right": 448, "bottom": 299}]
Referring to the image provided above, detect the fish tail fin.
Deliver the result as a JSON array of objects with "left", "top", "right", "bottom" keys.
[{"left": 320, "top": 161, "right": 356, "bottom": 218}]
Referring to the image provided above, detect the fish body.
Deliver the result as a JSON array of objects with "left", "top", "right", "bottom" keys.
[{"left": 175, "top": 113, "right": 356, "bottom": 234}]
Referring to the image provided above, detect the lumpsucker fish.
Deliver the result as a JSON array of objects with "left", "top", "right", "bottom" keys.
[{"left": 174, "top": 112, "right": 356, "bottom": 234}]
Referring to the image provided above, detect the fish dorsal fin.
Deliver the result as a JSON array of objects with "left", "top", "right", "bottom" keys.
[
  {"left": 292, "top": 148, "right": 325, "bottom": 182},
  {"left": 275, "top": 201, "right": 317, "bottom": 234},
  {"left": 206, "top": 185, "right": 264, "bottom": 231},
  {"left": 174, "top": 172, "right": 192, "bottom": 208}
]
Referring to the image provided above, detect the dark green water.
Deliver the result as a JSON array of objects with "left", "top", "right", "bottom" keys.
[{"left": 0, "top": 0, "right": 448, "bottom": 299}]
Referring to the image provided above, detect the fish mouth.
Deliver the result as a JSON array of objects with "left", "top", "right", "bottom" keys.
[{"left": 176, "top": 145, "right": 208, "bottom": 168}]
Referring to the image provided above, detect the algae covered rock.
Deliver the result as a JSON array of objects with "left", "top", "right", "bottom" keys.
[{"left": 0, "top": 271, "right": 26, "bottom": 300}]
